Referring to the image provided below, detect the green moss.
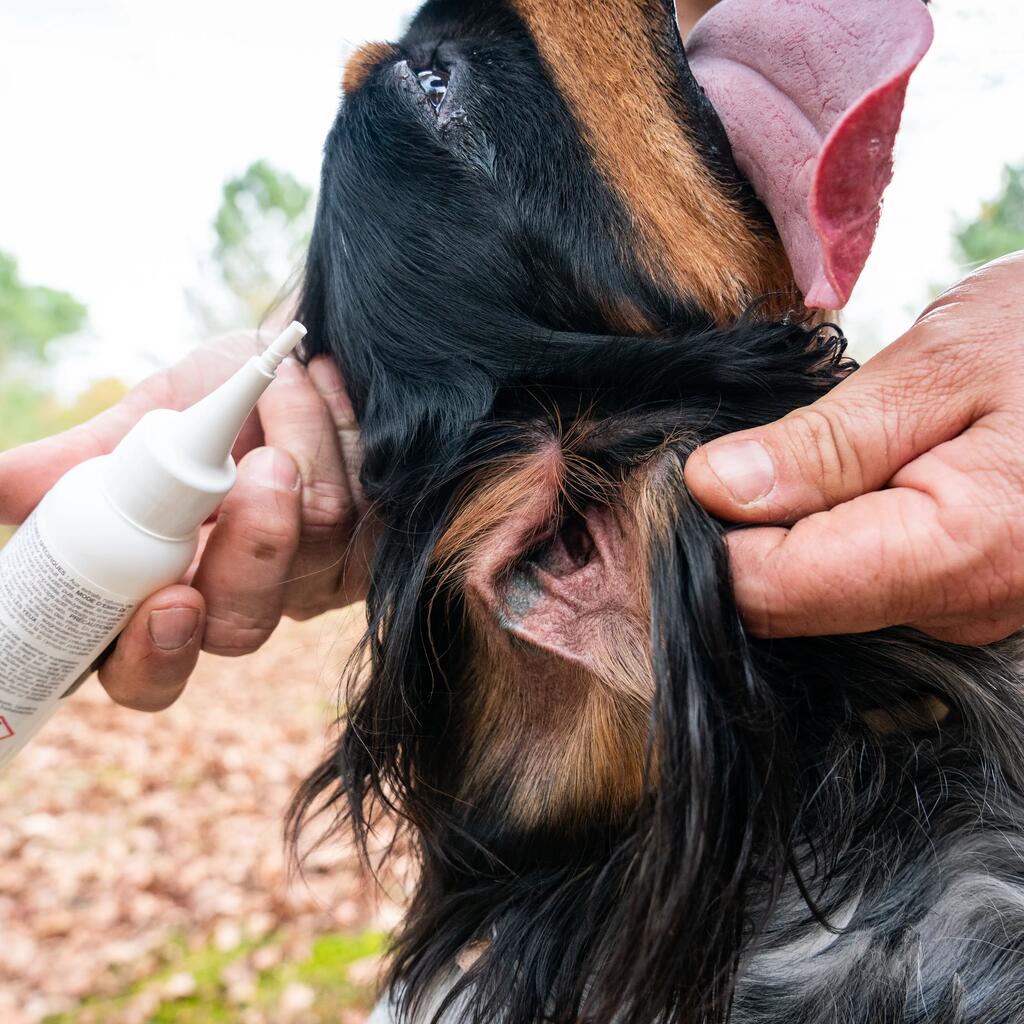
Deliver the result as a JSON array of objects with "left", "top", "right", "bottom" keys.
[
  {"left": 301, "top": 931, "right": 385, "bottom": 980},
  {"left": 44, "top": 929, "right": 388, "bottom": 1024}
]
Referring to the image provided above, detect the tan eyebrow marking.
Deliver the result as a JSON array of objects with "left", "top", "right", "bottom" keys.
[{"left": 342, "top": 42, "right": 400, "bottom": 96}]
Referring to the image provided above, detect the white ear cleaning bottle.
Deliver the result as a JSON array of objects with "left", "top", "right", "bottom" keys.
[{"left": 0, "top": 322, "right": 307, "bottom": 771}]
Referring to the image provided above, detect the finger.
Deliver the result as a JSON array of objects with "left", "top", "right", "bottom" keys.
[
  {"left": 306, "top": 355, "right": 374, "bottom": 608},
  {"left": 683, "top": 319, "right": 986, "bottom": 525},
  {"left": 0, "top": 387, "right": 160, "bottom": 524},
  {"left": 306, "top": 355, "right": 356, "bottom": 429},
  {"left": 259, "top": 358, "right": 356, "bottom": 543},
  {"left": 914, "top": 613, "right": 1024, "bottom": 647},
  {"left": 191, "top": 447, "right": 303, "bottom": 656},
  {"left": 724, "top": 495, "right": 931, "bottom": 639},
  {"left": 307, "top": 356, "right": 375, "bottom": 607},
  {"left": 98, "top": 586, "right": 205, "bottom": 712},
  {"left": 0, "top": 331, "right": 264, "bottom": 526},
  {"left": 258, "top": 359, "right": 360, "bottom": 616},
  {"left": 725, "top": 425, "right": 1017, "bottom": 637},
  {"left": 307, "top": 354, "right": 365, "bottom": 518}
]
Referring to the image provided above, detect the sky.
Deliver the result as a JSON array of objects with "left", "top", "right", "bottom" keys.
[{"left": 1, "top": 0, "right": 1022, "bottom": 395}]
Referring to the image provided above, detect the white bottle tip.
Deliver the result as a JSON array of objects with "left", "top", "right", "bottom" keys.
[{"left": 259, "top": 321, "right": 308, "bottom": 374}]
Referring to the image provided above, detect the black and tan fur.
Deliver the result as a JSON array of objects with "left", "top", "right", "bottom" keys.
[{"left": 291, "top": 1, "right": 1024, "bottom": 1022}]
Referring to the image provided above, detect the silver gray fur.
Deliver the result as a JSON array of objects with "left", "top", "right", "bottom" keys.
[{"left": 368, "top": 632, "right": 1024, "bottom": 1023}]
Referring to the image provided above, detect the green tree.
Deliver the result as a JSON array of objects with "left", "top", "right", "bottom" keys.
[
  {"left": 0, "top": 251, "right": 86, "bottom": 366},
  {"left": 955, "top": 163, "right": 1024, "bottom": 268},
  {"left": 0, "top": 250, "right": 125, "bottom": 458},
  {"left": 0, "top": 377, "right": 127, "bottom": 452},
  {"left": 189, "top": 160, "right": 314, "bottom": 333}
]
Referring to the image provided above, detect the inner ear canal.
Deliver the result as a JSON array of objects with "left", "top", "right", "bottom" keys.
[
  {"left": 528, "top": 508, "right": 596, "bottom": 579},
  {"left": 493, "top": 499, "right": 640, "bottom": 677}
]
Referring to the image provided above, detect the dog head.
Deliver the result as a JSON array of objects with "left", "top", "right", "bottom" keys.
[{"left": 294, "top": 2, "right": 939, "bottom": 1021}]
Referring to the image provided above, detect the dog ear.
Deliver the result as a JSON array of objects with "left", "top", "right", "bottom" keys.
[
  {"left": 482, "top": 501, "right": 647, "bottom": 679},
  {"left": 687, "top": 0, "right": 934, "bottom": 308},
  {"left": 445, "top": 442, "right": 654, "bottom": 690}
]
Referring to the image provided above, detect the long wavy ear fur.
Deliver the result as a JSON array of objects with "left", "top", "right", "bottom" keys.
[{"left": 580, "top": 475, "right": 796, "bottom": 1023}]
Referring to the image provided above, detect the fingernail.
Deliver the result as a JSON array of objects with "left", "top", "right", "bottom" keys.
[
  {"left": 148, "top": 608, "right": 201, "bottom": 652},
  {"left": 704, "top": 440, "right": 776, "bottom": 505},
  {"left": 247, "top": 447, "right": 300, "bottom": 491},
  {"left": 275, "top": 356, "right": 303, "bottom": 381}
]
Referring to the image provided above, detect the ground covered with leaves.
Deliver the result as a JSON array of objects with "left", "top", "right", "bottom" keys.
[{"left": 0, "top": 611, "right": 404, "bottom": 1023}]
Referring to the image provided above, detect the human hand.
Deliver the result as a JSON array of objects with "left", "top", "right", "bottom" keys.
[
  {"left": 0, "top": 331, "right": 371, "bottom": 711},
  {"left": 684, "top": 252, "right": 1024, "bottom": 646}
]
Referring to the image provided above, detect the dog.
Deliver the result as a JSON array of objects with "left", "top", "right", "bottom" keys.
[{"left": 290, "top": 0, "right": 1024, "bottom": 1021}]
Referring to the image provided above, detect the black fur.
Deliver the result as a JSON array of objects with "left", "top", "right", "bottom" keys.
[{"left": 291, "top": 1, "right": 1024, "bottom": 1022}]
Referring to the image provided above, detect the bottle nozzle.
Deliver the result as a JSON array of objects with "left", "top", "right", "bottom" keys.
[
  {"left": 258, "top": 321, "right": 307, "bottom": 375},
  {"left": 106, "top": 320, "right": 310, "bottom": 539}
]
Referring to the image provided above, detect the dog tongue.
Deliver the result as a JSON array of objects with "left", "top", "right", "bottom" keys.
[{"left": 687, "top": 0, "right": 933, "bottom": 308}]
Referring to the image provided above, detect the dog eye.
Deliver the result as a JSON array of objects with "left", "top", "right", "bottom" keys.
[{"left": 416, "top": 68, "right": 449, "bottom": 112}]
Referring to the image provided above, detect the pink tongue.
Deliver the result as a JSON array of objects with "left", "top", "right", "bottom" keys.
[{"left": 687, "top": 0, "right": 933, "bottom": 309}]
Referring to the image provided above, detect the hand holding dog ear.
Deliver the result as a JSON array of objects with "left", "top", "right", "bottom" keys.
[
  {"left": 686, "top": 252, "right": 1024, "bottom": 646},
  {"left": 0, "top": 332, "right": 371, "bottom": 712},
  {"left": 6, "top": 255, "right": 1023, "bottom": 718}
]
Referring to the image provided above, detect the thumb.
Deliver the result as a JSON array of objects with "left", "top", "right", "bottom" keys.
[
  {"left": 0, "top": 331, "right": 262, "bottom": 526},
  {"left": 683, "top": 324, "right": 981, "bottom": 524},
  {"left": 0, "top": 387, "right": 160, "bottom": 525}
]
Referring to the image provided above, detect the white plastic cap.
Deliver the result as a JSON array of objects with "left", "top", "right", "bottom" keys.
[
  {"left": 257, "top": 320, "right": 307, "bottom": 374},
  {"left": 102, "top": 323, "right": 307, "bottom": 540}
]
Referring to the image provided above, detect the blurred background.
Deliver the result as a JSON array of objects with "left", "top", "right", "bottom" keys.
[{"left": 0, "top": 0, "right": 1022, "bottom": 1021}]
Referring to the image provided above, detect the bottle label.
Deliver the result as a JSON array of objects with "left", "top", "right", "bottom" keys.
[{"left": 0, "top": 511, "right": 136, "bottom": 768}]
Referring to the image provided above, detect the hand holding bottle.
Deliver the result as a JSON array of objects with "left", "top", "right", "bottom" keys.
[{"left": 0, "top": 330, "right": 370, "bottom": 717}]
